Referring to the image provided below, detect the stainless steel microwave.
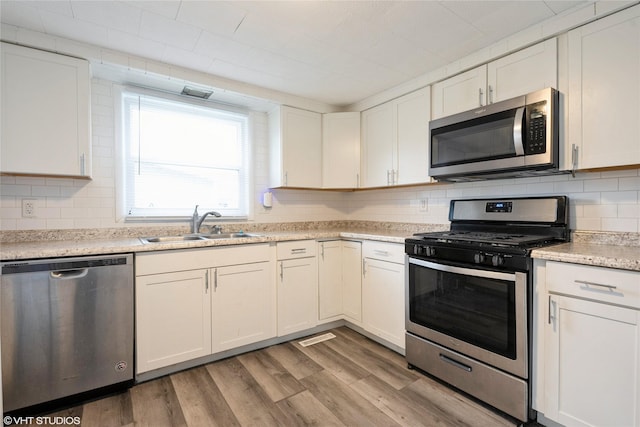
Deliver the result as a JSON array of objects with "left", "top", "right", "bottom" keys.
[{"left": 429, "top": 87, "right": 560, "bottom": 182}]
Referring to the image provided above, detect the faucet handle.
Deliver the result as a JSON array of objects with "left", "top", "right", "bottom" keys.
[{"left": 193, "top": 205, "right": 199, "bottom": 216}]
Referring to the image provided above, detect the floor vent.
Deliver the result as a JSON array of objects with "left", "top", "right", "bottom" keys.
[{"left": 298, "top": 332, "right": 336, "bottom": 347}]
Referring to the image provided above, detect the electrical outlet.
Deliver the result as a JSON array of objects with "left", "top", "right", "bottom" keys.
[
  {"left": 419, "top": 199, "right": 428, "bottom": 212},
  {"left": 22, "top": 199, "right": 36, "bottom": 218}
]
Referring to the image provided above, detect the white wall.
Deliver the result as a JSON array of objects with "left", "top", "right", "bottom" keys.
[{"left": 0, "top": 77, "right": 638, "bottom": 232}]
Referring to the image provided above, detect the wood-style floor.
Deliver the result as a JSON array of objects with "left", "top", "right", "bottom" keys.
[{"left": 45, "top": 327, "right": 518, "bottom": 427}]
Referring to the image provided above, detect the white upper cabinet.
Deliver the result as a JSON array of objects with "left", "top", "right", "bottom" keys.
[
  {"left": 432, "top": 66, "right": 487, "bottom": 120},
  {"left": 567, "top": 5, "right": 640, "bottom": 170},
  {"left": 361, "top": 101, "right": 395, "bottom": 187},
  {"left": 1, "top": 42, "right": 91, "bottom": 178},
  {"left": 361, "top": 86, "right": 431, "bottom": 187},
  {"left": 269, "top": 106, "right": 322, "bottom": 188},
  {"left": 396, "top": 87, "right": 431, "bottom": 185},
  {"left": 487, "top": 38, "right": 557, "bottom": 104},
  {"left": 322, "top": 112, "right": 360, "bottom": 189},
  {"left": 432, "top": 39, "right": 557, "bottom": 119}
]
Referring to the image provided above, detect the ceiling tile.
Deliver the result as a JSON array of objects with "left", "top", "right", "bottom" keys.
[
  {"left": 176, "top": 1, "right": 246, "bottom": 37},
  {"left": 71, "top": 1, "right": 141, "bottom": 36},
  {"left": 139, "top": 9, "right": 201, "bottom": 50}
]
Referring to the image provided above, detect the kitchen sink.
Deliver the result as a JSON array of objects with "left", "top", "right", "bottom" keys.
[
  {"left": 141, "top": 235, "right": 205, "bottom": 243},
  {"left": 202, "top": 232, "right": 261, "bottom": 239},
  {"left": 140, "top": 232, "right": 261, "bottom": 244}
]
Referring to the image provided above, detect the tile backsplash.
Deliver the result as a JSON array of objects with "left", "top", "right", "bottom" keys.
[{"left": 1, "top": 79, "right": 639, "bottom": 232}]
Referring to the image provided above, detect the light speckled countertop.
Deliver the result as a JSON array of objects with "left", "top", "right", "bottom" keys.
[
  {"left": 3, "top": 223, "right": 640, "bottom": 273},
  {"left": 0, "top": 221, "right": 439, "bottom": 261},
  {"left": 532, "top": 231, "right": 640, "bottom": 272}
]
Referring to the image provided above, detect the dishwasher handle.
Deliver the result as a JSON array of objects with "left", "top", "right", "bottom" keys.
[{"left": 50, "top": 269, "right": 89, "bottom": 280}]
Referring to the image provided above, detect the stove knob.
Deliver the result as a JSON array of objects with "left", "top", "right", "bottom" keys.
[
  {"left": 426, "top": 246, "right": 436, "bottom": 257},
  {"left": 474, "top": 253, "right": 485, "bottom": 264},
  {"left": 492, "top": 254, "right": 504, "bottom": 267}
]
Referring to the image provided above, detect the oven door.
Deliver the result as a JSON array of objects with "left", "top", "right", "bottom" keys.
[{"left": 406, "top": 257, "right": 528, "bottom": 378}]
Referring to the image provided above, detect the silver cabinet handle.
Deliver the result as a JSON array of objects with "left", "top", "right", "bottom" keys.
[
  {"left": 362, "top": 258, "right": 367, "bottom": 277},
  {"left": 280, "top": 262, "right": 284, "bottom": 281},
  {"left": 284, "top": 172, "right": 288, "bottom": 186},
  {"left": 373, "top": 249, "right": 389, "bottom": 257},
  {"left": 548, "top": 295, "right": 556, "bottom": 324},
  {"left": 291, "top": 248, "right": 307, "bottom": 255},
  {"left": 205, "top": 270, "right": 209, "bottom": 292},
  {"left": 478, "top": 88, "right": 484, "bottom": 106},
  {"left": 571, "top": 144, "right": 578, "bottom": 178},
  {"left": 80, "top": 153, "right": 86, "bottom": 176},
  {"left": 387, "top": 170, "right": 391, "bottom": 185},
  {"left": 214, "top": 268, "right": 218, "bottom": 292},
  {"left": 488, "top": 85, "right": 494, "bottom": 104},
  {"left": 575, "top": 280, "right": 617, "bottom": 291},
  {"left": 321, "top": 243, "right": 325, "bottom": 260},
  {"left": 356, "top": 173, "right": 360, "bottom": 188}
]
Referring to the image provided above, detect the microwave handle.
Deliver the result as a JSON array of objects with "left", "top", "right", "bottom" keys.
[{"left": 513, "top": 106, "right": 525, "bottom": 156}]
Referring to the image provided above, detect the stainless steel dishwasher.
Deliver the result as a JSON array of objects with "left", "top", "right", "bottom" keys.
[{"left": 1, "top": 254, "right": 134, "bottom": 412}]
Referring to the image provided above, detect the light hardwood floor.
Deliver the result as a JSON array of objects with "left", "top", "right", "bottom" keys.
[{"left": 43, "top": 327, "right": 519, "bottom": 427}]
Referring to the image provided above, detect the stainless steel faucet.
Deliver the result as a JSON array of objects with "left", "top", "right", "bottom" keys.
[{"left": 191, "top": 205, "right": 222, "bottom": 234}]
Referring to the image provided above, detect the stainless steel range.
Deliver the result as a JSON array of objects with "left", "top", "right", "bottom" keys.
[{"left": 405, "top": 196, "right": 569, "bottom": 422}]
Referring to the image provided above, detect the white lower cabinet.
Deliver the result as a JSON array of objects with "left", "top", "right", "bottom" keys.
[
  {"left": 136, "top": 269, "right": 212, "bottom": 374},
  {"left": 318, "top": 240, "right": 344, "bottom": 321},
  {"left": 342, "top": 241, "right": 363, "bottom": 324},
  {"left": 362, "top": 241, "right": 405, "bottom": 349},
  {"left": 540, "top": 260, "right": 640, "bottom": 427},
  {"left": 211, "top": 262, "right": 276, "bottom": 353},
  {"left": 318, "top": 240, "right": 363, "bottom": 324},
  {"left": 135, "top": 245, "right": 275, "bottom": 374},
  {"left": 277, "top": 241, "right": 318, "bottom": 336}
]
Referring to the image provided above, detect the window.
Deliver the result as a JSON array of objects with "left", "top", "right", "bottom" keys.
[{"left": 120, "top": 89, "right": 249, "bottom": 219}]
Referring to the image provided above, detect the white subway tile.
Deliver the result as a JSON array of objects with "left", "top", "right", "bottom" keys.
[{"left": 584, "top": 178, "right": 619, "bottom": 192}]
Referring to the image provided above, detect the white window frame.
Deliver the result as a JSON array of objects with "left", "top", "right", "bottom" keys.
[{"left": 115, "top": 85, "right": 252, "bottom": 223}]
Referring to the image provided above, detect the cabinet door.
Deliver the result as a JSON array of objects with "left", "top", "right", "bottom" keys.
[
  {"left": 545, "top": 294, "right": 640, "bottom": 427},
  {"left": 362, "top": 258, "right": 405, "bottom": 349},
  {"left": 488, "top": 38, "right": 557, "bottom": 103},
  {"left": 278, "top": 257, "right": 318, "bottom": 336},
  {"left": 322, "top": 112, "right": 360, "bottom": 188},
  {"left": 396, "top": 87, "right": 431, "bottom": 185},
  {"left": 211, "top": 262, "right": 276, "bottom": 353},
  {"left": 136, "top": 270, "right": 211, "bottom": 373},
  {"left": 1, "top": 42, "right": 91, "bottom": 177},
  {"left": 361, "top": 102, "right": 395, "bottom": 187},
  {"left": 568, "top": 5, "right": 640, "bottom": 169},
  {"left": 318, "top": 241, "right": 343, "bottom": 321},
  {"left": 431, "top": 65, "right": 487, "bottom": 119},
  {"left": 280, "top": 106, "right": 322, "bottom": 187},
  {"left": 342, "top": 241, "right": 362, "bottom": 324}
]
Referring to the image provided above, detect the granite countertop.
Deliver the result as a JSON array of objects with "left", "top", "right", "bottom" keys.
[
  {"left": 0, "top": 224, "right": 423, "bottom": 261},
  {"left": 532, "top": 231, "right": 640, "bottom": 272},
  {"left": 3, "top": 223, "right": 640, "bottom": 273}
]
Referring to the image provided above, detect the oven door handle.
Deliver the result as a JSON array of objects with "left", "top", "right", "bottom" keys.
[{"left": 408, "top": 257, "right": 517, "bottom": 281}]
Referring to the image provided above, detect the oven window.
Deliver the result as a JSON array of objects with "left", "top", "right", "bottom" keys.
[
  {"left": 431, "top": 109, "right": 518, "bottom": 167},
  {"left": 409, "top": 263, "right": 516, "bottom": 359}
]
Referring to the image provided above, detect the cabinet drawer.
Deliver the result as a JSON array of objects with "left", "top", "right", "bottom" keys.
[
  {"left": 546, "top": 261, "right": 640, "bottom": 309},
  {"left": 277, "top": 240, "right": 317, "bottom": 260},
  {"left": 363, "top": 241, "right": 404, "bottom": 264}
]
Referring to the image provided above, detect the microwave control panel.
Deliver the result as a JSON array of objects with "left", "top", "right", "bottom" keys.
[{"left": 525, "top": 101, "right": 547, "bottom": 154}]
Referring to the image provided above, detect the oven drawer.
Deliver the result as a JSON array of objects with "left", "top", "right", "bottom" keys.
[
  {"left": 363, "top": 241, "right": 404, "bottom": 264},
  {"left": 546, "top": 261, "right": 640, "bottom": 309},
  {"left": 406, "top": 333, "right": 529, "bottom": 422}
]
